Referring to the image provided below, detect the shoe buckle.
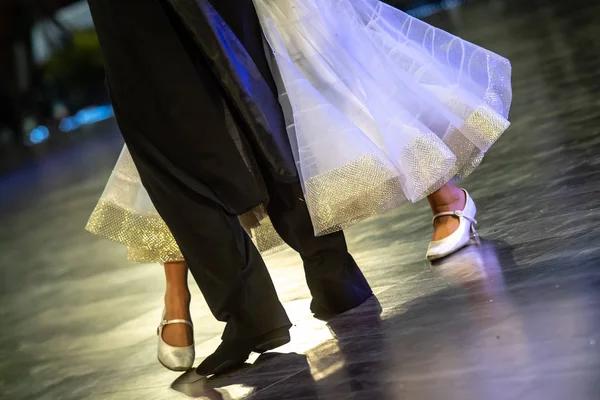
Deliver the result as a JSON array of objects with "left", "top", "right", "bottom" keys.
[{"left": 157, "top": 319, "right": 168, "bottom": 335}]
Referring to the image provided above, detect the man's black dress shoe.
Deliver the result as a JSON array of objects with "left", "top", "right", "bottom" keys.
[{"left": 195, "top": 327, "right": 291, "bottom": 376}]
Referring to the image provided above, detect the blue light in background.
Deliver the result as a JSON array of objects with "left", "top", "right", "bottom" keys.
[
  {"left": 406, "top": 0, "right": 465, "bottom": 18},
  {"left": 58, "top": 117, "right": 78, "bottom": 132},
  {"left": 29, "top": 126, "right": 50, "bottom": 144},
  {"left": 59, "top": 105, "right": 114, "bottom": 132}
]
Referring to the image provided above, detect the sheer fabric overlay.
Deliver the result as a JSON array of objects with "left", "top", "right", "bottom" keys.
[{"left": 254, "top": 0, "right": 512, "bottom": 235}]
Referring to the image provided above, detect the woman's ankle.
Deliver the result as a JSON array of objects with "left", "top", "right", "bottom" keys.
[
  {"left": 165, "top": 286, "right": 191, "bottom": 300},
  {"left": 428, "top": 186, "right": 465, "bottom": 213},
  {"left": 164, "top": 289, "right": 191, "bottom": 318}
]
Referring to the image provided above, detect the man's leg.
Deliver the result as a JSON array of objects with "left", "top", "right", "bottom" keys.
[{"left": 265, "top": 180, "right": 373, "bottom": 320}]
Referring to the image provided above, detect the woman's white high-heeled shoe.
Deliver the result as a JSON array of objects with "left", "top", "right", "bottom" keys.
[
  {"left": 157, "top": 310, "right": 195, "bottom": 371},
  {"left": 426, "top": 189, "right": 479, "bottom": 261}
]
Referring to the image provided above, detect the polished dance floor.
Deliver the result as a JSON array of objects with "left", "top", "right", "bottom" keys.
[{"left": 1, "top": 0, "right": 600, "bottom": 398}]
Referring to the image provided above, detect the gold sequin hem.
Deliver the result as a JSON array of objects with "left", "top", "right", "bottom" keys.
[
  {"left": 86, "top": 199, "right": 184, "bottom": 263},
  {"left": 86, "top": 200, "right": 286, "bottom": 264},
  {"left": 305, "top": 105, "right": 509, "bottom": 236}
]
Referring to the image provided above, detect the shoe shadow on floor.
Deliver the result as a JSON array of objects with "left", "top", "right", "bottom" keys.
[
  {"left": 170, "top": 352, "right": 315, "bottom": 399},
  {"left": 169, "top": 297, "right": 385, "bottom": 399}
]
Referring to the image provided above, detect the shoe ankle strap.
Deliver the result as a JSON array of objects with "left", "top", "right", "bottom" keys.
[
  {"left": 432, "top": 210, "right": 477, "bottom": 225},
  {"left": 159, "top": 319, "right": 193, "bottom": 329}
]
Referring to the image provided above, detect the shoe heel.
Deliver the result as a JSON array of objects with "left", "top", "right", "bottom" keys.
[{"left": 469, "top": 225, "right": 480, "bottom": 244}]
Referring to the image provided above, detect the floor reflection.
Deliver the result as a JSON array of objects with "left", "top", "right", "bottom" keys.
[
  {"left": 167, "top": 239, "right": 600, "bottom": 399},
  {"left": 433, "top": 239, "right": 512, "bottom": 300},
  {"left": 171, "top": 352, "right": 318, "bottom": 399},
  {"left": 171, "top": 298, "right": 385, "bottom": 399},
  {"left": 431, "top": 241, "right": 532, "bottom": 399}
]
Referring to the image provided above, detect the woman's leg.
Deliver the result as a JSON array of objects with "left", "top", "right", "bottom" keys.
[
  {"left": 162, "top": 261, "right": 193, "bottom": 347},
  {"left": 427, "top": 183, "right": 466, "bottom": 241}
]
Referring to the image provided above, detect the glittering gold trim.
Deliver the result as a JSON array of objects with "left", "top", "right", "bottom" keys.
[
  {"left": 304, "top": 105, "right": 509, "bottom": 235},
  {"left": 87, "top": 199, "right": 285, "bottom": 263},
  {"left": 440, "top": 105, "right": 509, "bottom": 182},
  {"left": 304, "top": 153, "right": 406, "bottom": 236},
  {"left": 248, "top": 216, "right": 286, "bottom": 255},
  {"left": 459, "top": 105, "right": 510, "bottom": 152},
  {"left": 241, "top": 206, "right": 286, "bottom": 254},
  {"left": 421, "top": 104, "right": 509, "bottom": 195},
  {"left": 396, "top": 131, "right": 457, "bottom": 202},
  {"left": 126, "top": 247, "right": 184, "bottom": 264},
  {"left": 86, "top": 199, "right": 184, "bottom": 263}
]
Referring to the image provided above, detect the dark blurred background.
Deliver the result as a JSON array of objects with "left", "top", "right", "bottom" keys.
[{"left": 0, "top": 0, "right": 463, "bottom": 174}]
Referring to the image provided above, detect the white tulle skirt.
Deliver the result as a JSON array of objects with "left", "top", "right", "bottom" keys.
[
  {"left": 87, "top": 0, "right": 511, "bottom": 262},
  {"left": 255, "top": 0, "right": 511, "bottom": 235}
]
